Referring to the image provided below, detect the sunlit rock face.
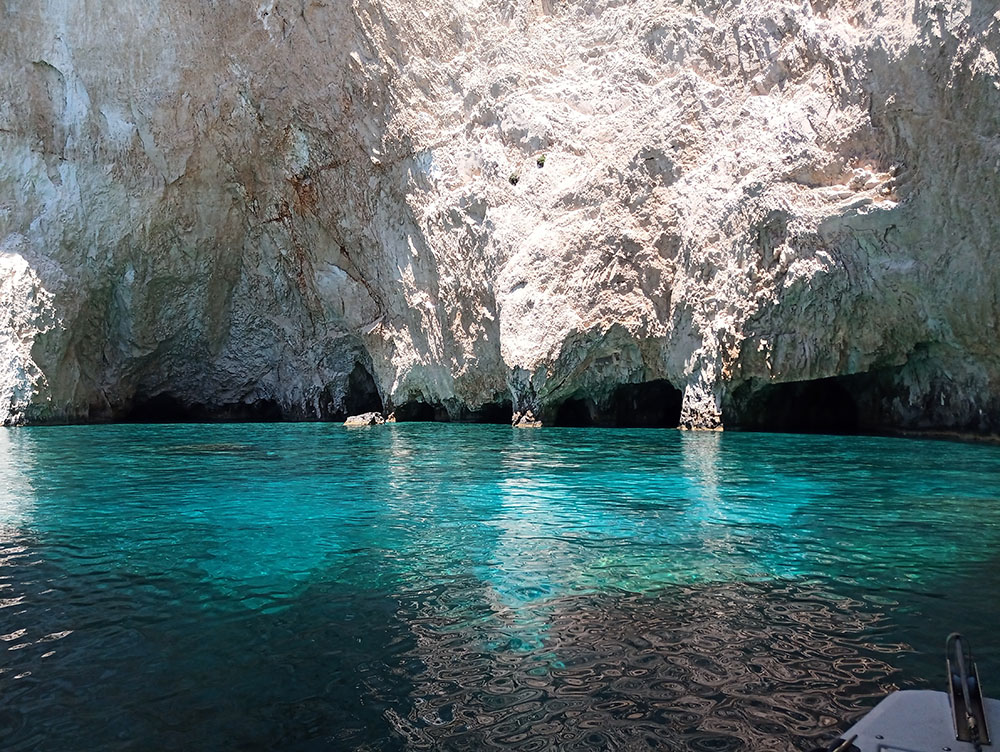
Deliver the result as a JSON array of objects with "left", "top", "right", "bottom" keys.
[{"left": 2, "top": 0, "right": 999, "bottom": 430}]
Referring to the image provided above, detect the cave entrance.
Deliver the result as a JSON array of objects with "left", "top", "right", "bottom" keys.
[
  {"left": 470, "top": 400, "right": 514, "bottom": 424},
  {"left": 344, "top": 363, "right": 383, "bottom": 416},
  {"left": 123, "top": 393, "right": 192, "bottom": 423},
  {"left": 393, "top": 401, "right": 449, "bottom": 422},
  {"left": 730, "top": 376, "right": 861, "bottom": 434},
  {"left": 606, "top": 379, "right": 683, "bottom": 427},
  {"left": 554, "top": 397, "right": 594, "bottom": 427},
  {"left": 123, "top": 393, "right": 284, "bottom": 423}
]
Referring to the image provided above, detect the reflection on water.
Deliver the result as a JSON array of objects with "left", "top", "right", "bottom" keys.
[
  {"left": 1, "top": 424, "right": 1000, "bottom": 750},
  {"left": 390, "top": 581, "right": 899, "bottom": 751},
  {"left": 0, "top": 429, "right": 37, "bottom": 534}
]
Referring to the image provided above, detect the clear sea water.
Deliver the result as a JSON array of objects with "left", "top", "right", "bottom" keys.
[{"left": 2, "top": 424, "right": 999, "bottom": 751}]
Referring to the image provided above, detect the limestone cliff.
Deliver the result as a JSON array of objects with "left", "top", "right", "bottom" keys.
[{"left": 2, "top": 0, "right": 999, "bottom": 431}]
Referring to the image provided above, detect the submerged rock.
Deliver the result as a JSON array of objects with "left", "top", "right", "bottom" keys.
[
  {"left": 2, "top": 1, "right": 999, "bottom": 432},
  {"left": 344, "top": 413, "right": 386, "bottom": 427},
  {"left": 164, "top": 443, "right": 259, "bottom": 454}
]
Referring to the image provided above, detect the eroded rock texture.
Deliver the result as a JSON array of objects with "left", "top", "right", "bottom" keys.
[{"left": 2, "top": 0, "right": 999, "bottom": 430}]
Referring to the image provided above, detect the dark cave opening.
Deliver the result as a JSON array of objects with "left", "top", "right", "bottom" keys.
[
  {"left": 606, "top": 380, "right": 683, "bottom": 428},
  {"left": 123, "top": 393, "right": 284, "bottom": 423},
  {"left": 728, "top": 376, "right": 861, "bottom": 434},
  {"left": 552, "top": 381, "right": 683, "bottom": 428},
  {"left": 344, "top": 363, "right": 383, "bottom": 416},
  {"left": 123, "top": 393, "right": 191, "bottom": 423},
  {"left": 393, "top": 401, "right": 450, "bottom": 422},
  {"left": 468, "top": 401, "right": 514, "bottom": 424},
  {"left": 554, "top": 397, "right": 594, "bottom": 427},
  {"left": 390, "top": 398, "right": 513, "bottom": 424}
]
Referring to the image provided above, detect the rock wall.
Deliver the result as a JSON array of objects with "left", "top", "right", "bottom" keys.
[{"left": 2, "top": 0, "right": 999, "bottom": 431}]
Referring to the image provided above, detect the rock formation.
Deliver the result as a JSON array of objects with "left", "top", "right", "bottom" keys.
[
  {"left": 344, "top": 412, "right": 386, "bottom": 427},
  {"left": 2, "top": 0, "right": 999, "bottom": 432}
]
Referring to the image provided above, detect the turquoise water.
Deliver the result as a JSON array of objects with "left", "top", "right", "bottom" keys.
[{"left": 2, "top": 425, "right": 1000, "bottom": 750}]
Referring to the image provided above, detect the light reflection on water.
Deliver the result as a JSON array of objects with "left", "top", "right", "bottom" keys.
[{"left": 1, "top": 424, "right": 999, "bottom": 750}]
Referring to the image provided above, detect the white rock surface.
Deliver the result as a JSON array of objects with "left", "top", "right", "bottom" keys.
[
  {"left": 2, "top": 0, "right": 999, "bottom": 430},
  {"left": 344, "top": 412, "right": 386, "bottom": 427}
]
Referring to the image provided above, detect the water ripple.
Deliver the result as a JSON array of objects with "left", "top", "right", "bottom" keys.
[{"left": 385, "top": 579, "right": 901, "bottom": 750}]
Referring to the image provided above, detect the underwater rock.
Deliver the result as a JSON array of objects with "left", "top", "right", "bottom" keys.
[
  {"left": 164, "top": 443, "right": 259, "bottom": 455},
  {"left": 2, "top": 1, "right": 999, "bottom": 432}
]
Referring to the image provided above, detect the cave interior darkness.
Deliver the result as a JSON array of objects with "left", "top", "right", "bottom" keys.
[
  {"left": 552, "top": 380, "right": 684, "bottom": 428},
  {"left": 118, "top": 370, "right": 911, "bottom": 435},
  {"left": 726, "top": 375, "right": 878, "bottom": 434},
  {"left": 122, "top": 393, "right": 284, "bottom": 423}
]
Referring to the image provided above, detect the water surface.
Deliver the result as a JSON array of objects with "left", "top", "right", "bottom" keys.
[{"left": 2, "top": 425, "right": 999, "bottom": 750}]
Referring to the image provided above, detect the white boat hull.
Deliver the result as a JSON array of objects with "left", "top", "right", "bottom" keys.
[{"left": 843, "top": 690, "right": 1000, "bottom": 752}]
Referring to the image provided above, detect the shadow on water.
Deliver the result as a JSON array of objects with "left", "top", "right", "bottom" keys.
[{"left": 0, "top": 542, "right": 414, "bottom": 751}]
